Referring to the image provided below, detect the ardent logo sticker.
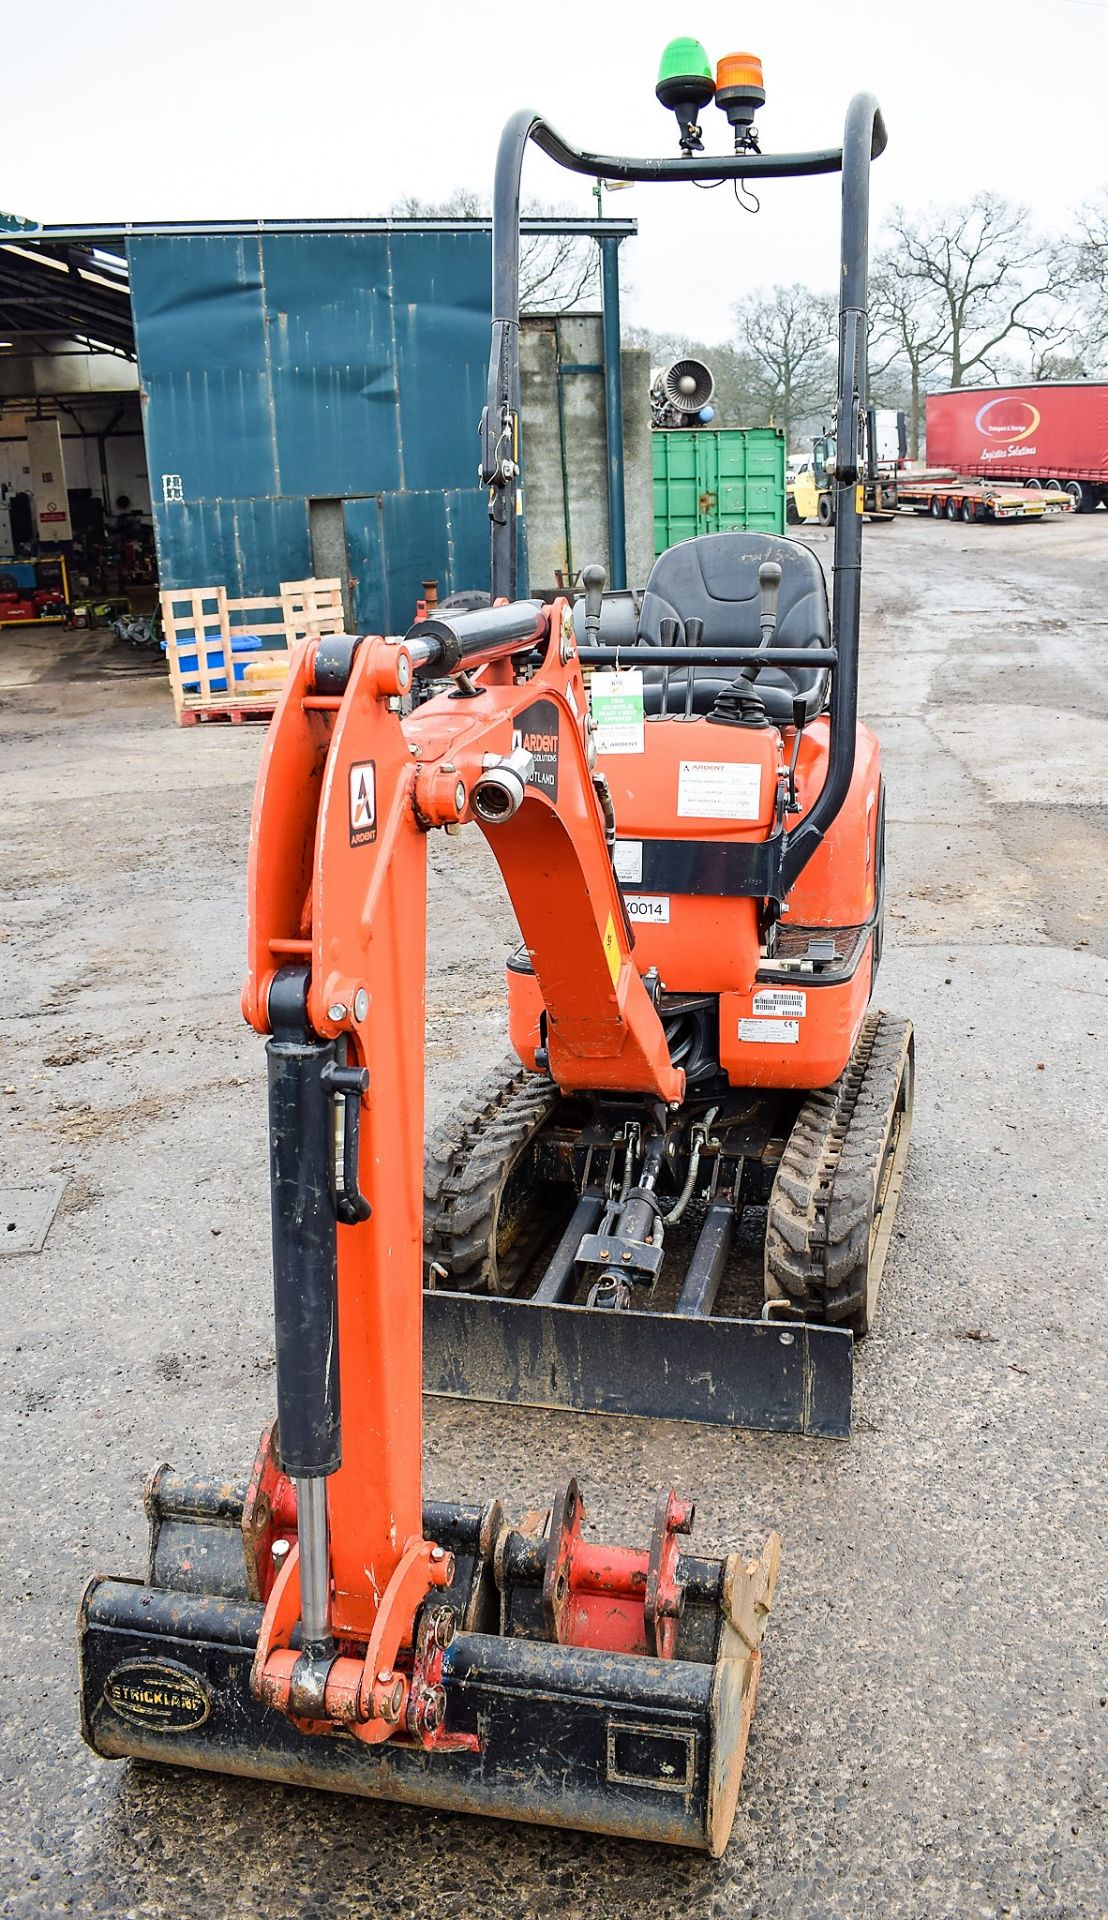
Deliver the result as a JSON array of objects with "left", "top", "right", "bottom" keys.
[
  {"left": 104, "top": 1659, "right": 212, "bottom": 1732},
  {"left": 511, "top": 697, "right": 560, "bottom": 799},
  {"left": 974, "top": 396, "right": 1041, "bottom": 444},
  {"left": 349, "top": 760, "right": 377, "bottom": 846}
]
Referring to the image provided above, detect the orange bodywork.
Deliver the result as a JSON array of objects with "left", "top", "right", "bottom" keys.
[{"left": 510, "top": 708, "right": 883, "bottom": 1092}]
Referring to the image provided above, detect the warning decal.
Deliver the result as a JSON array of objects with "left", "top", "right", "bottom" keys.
[
  {"left": 512, "top": 697, "right": 560, "bottom": 800},
  {"left": 590, "top": 668, "right": 645, "bottom": 755},
  {"left": 602, "top": 913, "right": 622, "bottom": 986},
  {"left": 349, "top": 761, "right": 377, "bottom": 846}
]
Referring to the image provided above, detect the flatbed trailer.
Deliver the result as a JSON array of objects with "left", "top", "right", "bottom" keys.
[
  {"left": 896, "top": 470, "right": 1074, "bottom": 524},
  {"left": 926, "top": 383, "right": 1108, "bottom": 511}
]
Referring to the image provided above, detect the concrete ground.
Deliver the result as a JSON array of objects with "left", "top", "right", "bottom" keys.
[{"left": 1, "top": 515, "right": 1105, "bottom": 1918}]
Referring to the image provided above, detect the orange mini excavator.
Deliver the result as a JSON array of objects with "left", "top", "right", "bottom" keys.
[{"left": 79, "top": 50, "right": 910, "bottom": 1852}]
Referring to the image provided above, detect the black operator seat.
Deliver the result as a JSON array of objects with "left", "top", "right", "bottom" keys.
[{"left": 636, "top": 532, "right": 832, "bottom": 724}]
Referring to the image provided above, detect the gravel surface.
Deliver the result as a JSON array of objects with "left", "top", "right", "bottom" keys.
[{"left": 1, "top": 514, "right": 1105, "bottom": 1918}]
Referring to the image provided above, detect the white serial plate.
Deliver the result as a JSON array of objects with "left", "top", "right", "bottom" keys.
[
  {"left": 613, "top": 840, "right": 643, "bottom": 884},
  {"left": 739, "top": 1018, "right": 800, "bottom": 1044}
]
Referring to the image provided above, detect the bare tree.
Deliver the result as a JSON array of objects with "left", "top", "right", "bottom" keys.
[
  {"left": 1053, "top": 192, "right": 1108, "bottom": 372},
  {"left": 1023, "top": 299, "right": 1089, "bottom": 381},
  {"left": 516, "top": 214, "right": 599, "bottom": 314},
  {"left": 885, "top": 195, "right": 1054, "bottom": 387},
  {"left": 868, "top": 257, "right": 949, "bottom": 457},
  {"left": 731, "top": 285, "right": 836, "bottom": 445},
  {"left": 389, "top": 191, "right": 599, "bottom": 314},
  {"left": 1065, "top": 191, "right": 1108, "bottom": 295},
  {"left": 391, "top": 190, "right": 487, "bottom": 220}
]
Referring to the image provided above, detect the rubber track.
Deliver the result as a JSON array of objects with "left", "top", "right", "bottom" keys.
[
  {"left": 765, "top": 1010, "right": 913, "bottom": 1327},
  {"left": 423, "top": 1058, "right": 561, "bottom": 1294}
]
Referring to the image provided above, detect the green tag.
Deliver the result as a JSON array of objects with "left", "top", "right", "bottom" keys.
[{"left": 591, "top": 668, "right": 645, "bottom": 754}]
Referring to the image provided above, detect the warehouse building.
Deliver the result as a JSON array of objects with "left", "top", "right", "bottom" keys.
[{"left": 0, "top": 213, "right": 642, "bottom": 637}]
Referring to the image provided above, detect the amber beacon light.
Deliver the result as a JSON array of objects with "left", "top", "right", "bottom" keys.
[{"left": 715, "top": 51, "right": 766, "bottom": 149}]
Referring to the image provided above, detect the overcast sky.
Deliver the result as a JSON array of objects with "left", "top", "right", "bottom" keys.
[{"left": 8, "top": 0, "right": 1107, "bottom": 343}]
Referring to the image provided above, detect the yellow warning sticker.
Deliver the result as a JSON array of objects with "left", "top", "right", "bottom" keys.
[
  {"left": 602, "top": 912, "right": 621, "bottom": 986},
  {"left": 855, "top": 483, "right": 864, "bottom": 515}
]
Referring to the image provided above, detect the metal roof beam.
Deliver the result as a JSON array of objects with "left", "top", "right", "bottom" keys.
[{"left": 7, "top": 215, "right": 637, "bottom": 245}]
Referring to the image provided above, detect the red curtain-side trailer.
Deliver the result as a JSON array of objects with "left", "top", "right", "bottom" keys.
[{"left": 926, "top": 383, "right": 1108, "bottom": 509}]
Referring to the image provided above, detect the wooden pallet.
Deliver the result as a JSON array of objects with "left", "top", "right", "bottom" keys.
[
  {"left": 161, "top": 578, "right": 344, "bottom": 727},
  {"left": 280, "top": 576, "right": 345, "bottom": 645},
  {"left": 177, "top": 700, "right": 278, "bottom": 727}
]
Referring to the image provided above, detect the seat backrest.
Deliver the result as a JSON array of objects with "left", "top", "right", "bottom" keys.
[
  {"left": 642, "top": 531, "right": 829, "bottom": 650},
  {"left": 636, "top": 531, "right": 832, "bottom": 723}
]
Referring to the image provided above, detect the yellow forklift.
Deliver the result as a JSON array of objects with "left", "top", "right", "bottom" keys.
[{"left": 789, "top": 408, "right": 902, "bottom": 525}]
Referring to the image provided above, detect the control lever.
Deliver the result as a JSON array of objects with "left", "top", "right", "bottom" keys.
[
  {"left": 657, "top": 615, "right": 679, "bottom": 718},
  {"left": 682, "top": 616, "right": 703, "bottom": 718},
  {"left": 581, "top": 563, "right": 606, "bottom": 645},
  {"left": 705, "top": 562, "right": 780, "bottom": 729},
  {"left": 785, "top": 694, "right": 806, "bottom": 813},
  {"left": 735, "top": 561, "right": 781, "bottom": 693},
  {"left": 758, "top": 561, "right": 782, "bottom": 644}
]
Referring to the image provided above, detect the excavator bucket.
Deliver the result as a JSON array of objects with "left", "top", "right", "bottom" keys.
[
  {"left": 80, "top": 1455, "right": 779, "bottom": 1853},
  {"left": 75, "top": 602, "right": 786, "bottom": 1854}
]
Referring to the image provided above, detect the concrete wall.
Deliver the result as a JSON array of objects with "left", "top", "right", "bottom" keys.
[
  {"left": 621, "top": 344, "right": 654, "bottom": 588},
  {"left": 520, "top": 314, "right": 653, "bottom": 592}
]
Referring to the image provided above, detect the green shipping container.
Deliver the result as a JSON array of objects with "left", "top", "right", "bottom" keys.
[{"left": 652, "top": 427, "right": 786, "bottom": 554}]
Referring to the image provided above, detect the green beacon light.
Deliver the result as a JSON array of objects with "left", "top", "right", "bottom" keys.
[{"left": 656, "top": 36, "right": 715, "bottom": 153}]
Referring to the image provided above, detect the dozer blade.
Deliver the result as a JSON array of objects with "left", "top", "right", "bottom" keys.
[
  {"left": 79, "top": 1470, "right": 779, "bottom": 1853},
  {"left": 424, "top": 1292, "right": 853, "bottom": 1437},
  {"left": 422, "top": 1012, "right": 915, "bottom": 1438}
]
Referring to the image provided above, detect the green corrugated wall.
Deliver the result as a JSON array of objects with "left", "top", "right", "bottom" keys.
[{"left": 652, "top": 428, "right": 785, "bottom": 552}]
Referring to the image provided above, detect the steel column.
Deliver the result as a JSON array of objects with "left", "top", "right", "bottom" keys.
[{"left": 600, "top": 235, "right": 627, "bottom": 590}]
